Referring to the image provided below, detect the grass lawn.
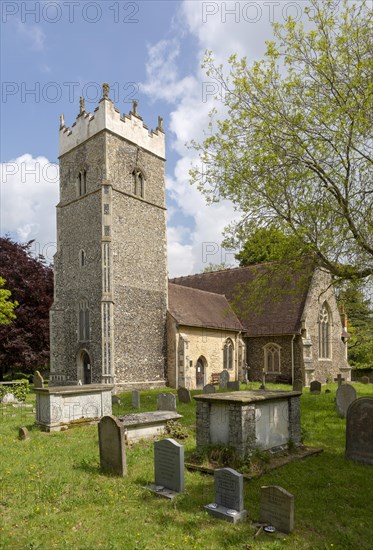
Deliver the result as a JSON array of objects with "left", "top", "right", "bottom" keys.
[{"left": 0, "top": 382, "right": 372, "bottom": 550}]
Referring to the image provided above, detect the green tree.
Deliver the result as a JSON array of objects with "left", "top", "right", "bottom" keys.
[
  {"left": 202, "top": 262, "right": 233, "bottom": 272},
  {"left": 0, "top": 277, "right": 17, "bottom": 325},
  {"left": 191, "top": 0, "right": 373, "bottom": 282}
]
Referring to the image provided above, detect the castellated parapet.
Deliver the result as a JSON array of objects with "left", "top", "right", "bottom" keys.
[{"left": 50, "top": 84, "right": 167, "bottom": 389}]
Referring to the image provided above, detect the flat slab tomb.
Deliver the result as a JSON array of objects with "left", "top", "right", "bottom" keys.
[
  {"left": 194, "top": 390, "right": 302, "bottom": 457},
  {"left": 118, "top": 411, "right": 182, "bottom": 442}
]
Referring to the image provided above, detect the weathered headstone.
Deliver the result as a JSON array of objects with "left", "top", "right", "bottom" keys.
[
  {"left": 345, "top": 397, "right": 373, "bottom": 465},
  {"left": 1, "top": 393, "right": 20, "bottom": 404},
  {"left": 219, "top": 370, "right": 230, "bottom": 389},
  {"left": 203, "top": 384, "right": 216, "bottom": 394},
  {"left": 361, "top": 376, "right": 370, "bottom": 385},
  {"left": 98, "top": 415, "right": 127, "bottom": 476},
  {"left": 260, "top": 485, "right": 294, "bottom": 533},
  {"left": 336, "top": 383, "right": 357, "bottom": 418},
  {"left": 131, "top": 390, "right": 140, "bottom": 409},
  {"left": 157, "top": 393, "right": 177, "bottom": 412},
  {"left": 18, "top": 427, "right": 30, "bottom": 441},
  {"left": 205, "top": 468, "right": 247, "bottom": 524},
  {"left": 334, "top": 374, "right": 345, "bottom": 387},
  {"left": 310, "top": 380, "right": 321, "bottom": 394},
  {"left": 292, "top": 379, "right": 303, "bottom": 392},
  {"left": 33, "top": 370, "right": 44, "bottom": 389},
  {"left": 227, "top": 381, "right": 240, "bottom": 391},
  {"left": 112, "top": 395, "right": 121, "bottom": 406},
  {"left": 147, "top": 438, "right": 184, "bottom": 498},
  {"left": 177, "top": 387, "right": 191, "bottom": 404}
]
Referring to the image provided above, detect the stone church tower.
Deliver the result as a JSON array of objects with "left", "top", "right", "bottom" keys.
[{"left": 50, "top": 84, "right": 167, "bottom": 389}]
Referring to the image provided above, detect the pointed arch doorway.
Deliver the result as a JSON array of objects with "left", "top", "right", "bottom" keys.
[
  {"left": 77, "top": 351, "right": 92, "bottom": 384},
  {"left": 196, "top": 356, "right": 207, "bottom": 389}
]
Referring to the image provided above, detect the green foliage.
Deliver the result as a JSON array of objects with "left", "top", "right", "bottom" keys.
[
  {"left": 191, "top": 0, "right": 373, "bottom": 282},
  {"left": 165, "top": 420, "right": 189, "bottom": 440},
  {"left": 0, "top": 380, "right": 29, "bottom": 402},
  {"left": 201, "top": 262, "right": 233, "bottom": 272},
  {"left": 0, "top": 276, "right": 17, "bottom": 325}
]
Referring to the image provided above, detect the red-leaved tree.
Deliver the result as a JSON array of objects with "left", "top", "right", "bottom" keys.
[{"left": 0, "top": 237, "right": 54, "bottom": 379}]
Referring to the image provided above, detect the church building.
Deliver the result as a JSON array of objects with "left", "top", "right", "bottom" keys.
[{"left": 50, "top": 88, "right": 350, "bottom": 390}]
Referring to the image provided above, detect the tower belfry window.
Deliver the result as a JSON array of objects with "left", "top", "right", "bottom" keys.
[{"left": 132, "top": 170, "right": 144, "bottom": 198}]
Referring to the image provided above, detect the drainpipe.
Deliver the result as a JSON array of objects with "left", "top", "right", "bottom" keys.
[
  {"left": 176, "top": 325, "right": 180, "bottom": 390},
  {"left": 291, "top": 334, "right": 296, "bottom": 385}
]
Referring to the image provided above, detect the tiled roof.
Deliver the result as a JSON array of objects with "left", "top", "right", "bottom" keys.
[
  {"left": 168, "top": 283, "right": 244, "bottom": 331},
  {"left": 170, "top": 260, "right": 315, "bottom": 336}
]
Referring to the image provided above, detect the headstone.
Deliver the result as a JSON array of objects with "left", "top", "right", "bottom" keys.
[
  {"left": 18, "top": 427, "right": 30, "bottom": 441},
  {"left": 260, "top": 485, "right": 294, "bottom": 533},
  {"left": 203, "top": 384, "right": 216, "bottom": 394},
  {"left": 361, "top": 376, "right": 370, "bottom": 385},
  {"left": 310, "top": 380, "right": 321, "bottom": 394},
  {"left": 205, "top": 468, "right": 247, "bottom": 524},
  {"left": 345, "top": 397, "right": 373, "bottom": 465},
  {"left": 147, "top": 438, "right": 184, "bottom": 498},
  {"left": 219, "top": 370, "right": 230, "bottom": 389},
  {"left": 157, "top": 393, "right": 177, "bottom": 412},
  {"left": 292, "top": 379, "right": 303, "bottom": 392},
  {"left": 177, "top": 387, "right": 191, "bottom": 404},
  {"left": 336, "top": 383, "right": 357, "bottom": 418},
  {"left": 33, "top": 370, "right": 44, "bottom": 389},
  {"left": 131, "top": 390, "right": 140, "bottom": 409},
  {"left": 98, "top": 415, "right": 127, "bottom": 476},
  {"left": 112, "top": 395, "right": 121, "bottom": 406},
  {"left": 227, "top": 381, "right": 240, "bottom": 391},
  {"left": 334, "top": 374, "right": 345, "bottom": 387},
  {"left": 1, "top": 393, "right": 20, "bottom": 404}
]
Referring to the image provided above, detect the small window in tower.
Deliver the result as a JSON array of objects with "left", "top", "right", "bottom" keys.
[
  {"left": 104, "top": 203, "right": 110, "bottom": 215},
  {"left": 104, "top": 185, "right": 110, "bottom": 194},
  {"left": 132, "top": 170, "right": 145, "bottom": 198},
  {"left": 83, "top": 170, "right": 87, "bottom": 194},
  {"left": 104, "top": 226, "right": 110, "bottom": 237},
  {"left": 80, "top": 250, "right": 86, "bottom": 267}
]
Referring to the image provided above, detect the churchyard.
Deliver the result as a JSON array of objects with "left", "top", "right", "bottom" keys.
[{"left": 1, "top": 382, "right": 372, "bottom": 550}]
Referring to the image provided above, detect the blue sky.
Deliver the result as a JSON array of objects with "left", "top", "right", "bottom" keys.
[{"left": 1, "top": 0, "right": 315, "bottom": 276}]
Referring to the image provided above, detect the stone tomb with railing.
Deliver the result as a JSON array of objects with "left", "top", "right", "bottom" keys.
[{"left": 194, "top": 390, "right": 302, "bottom": 457}]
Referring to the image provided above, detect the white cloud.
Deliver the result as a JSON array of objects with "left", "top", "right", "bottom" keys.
[
  {"left": 0, "top": 154, "right": 59, "bottom": 262},
  {"left": 17, "top": 22, "right": 46, "bottom": 51}
]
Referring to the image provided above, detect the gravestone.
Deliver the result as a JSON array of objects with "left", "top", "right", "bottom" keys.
[
  {"left": 336, "top": 384, "right": 357, "bottom": 418},
  {"left": 18, "top": 427, "right": 30, "bottom": 441},
  {"left": 205, "top": 468, "right": 247, "bottom": 524},
  {"left": 310, "top": 380, "right": 321, "bottom": 394},
  {"left": 147, "top": 438, "right": 184, "bottom": 498},
  {"left": 227, "top": 381, "right": 240, "bottom": 391},
  {"left": 345, "top": 397, "right": 373, "bottom": 465},
  {"left": 157, "top": 393, "right": 177, "bottom": 412},
  {"left": 203, "top": 384, "right": 216, "bottom": 394},
  {"left": 33, "top": 370, "right": 44, "bottom": 389},
  {"left": 132, "top": 390, "right": 140, "bottom": 409},
  {"left": 1, "top": 393, "right": 20, "bottom": 404},
  {"left": 98, "top": 415, "right": 127, "bottom": 476},
  {"left": 219, "top": 370, "right": 230, "bottom": 389},
  {"left": 260, "top": 485, "right": 294, "bottom": 533},
  {"left": 112, "top": 395, "right": 121, "bottom": 406},
  {"left": 361, "top": 376, "right": 370, "bottom": 385},
  {"left": 292, "top": 379, "right": 303, "bottom": 392},
  {"left": 177, "top": 387, "right": 191, "bottom": 404},
  {"left": 334, "top": 374, "right": 345, "bottom": 387}
]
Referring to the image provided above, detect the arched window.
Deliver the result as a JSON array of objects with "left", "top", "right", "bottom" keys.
[
  {"left": 264, "top": 343, "right": 281, "bottom": 373},
  {"left": 78, "top": 300, "right": 90, "bottom": 342},
  {"left": 223, "top": 338, "right": 234, "bottom": 370},
  {"left": 132, "top": 170, "right": 144, "bottom": 198},
  {"left": 319, "top": 302, "right": 331, "bottom": 358},
  {"left": 79, "top": 250, "right": 86, "bottom": 267},
  {"left": 78, "top": 170, "right": 87, "bottom": 196}
]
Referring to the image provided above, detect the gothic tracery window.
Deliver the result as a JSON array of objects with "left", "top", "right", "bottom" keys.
[
  {"left": 319, "top": 302, "right": 331, "bottom": 358},
  {"left": 223, "top": 338, "right": 234, "bottom": 370},
  {"left": 264, "top": 343, "right": 281, "bottom": 373}
]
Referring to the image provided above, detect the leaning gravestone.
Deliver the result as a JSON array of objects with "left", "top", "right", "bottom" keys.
[
  {"left": 361, "top": 376, "right": 370, "bottom": 385},
  {"left": 203, "top": 384, "right": 216, "bottom": 394},
  {"left": 227, "top": 381, "right": 240, "bottom": 391},
  {"left": 33, "top": 370, "right": 44, "bottom": 389},
  {"left": 18, "top": 427, "right": 30, "bottom": 441},
  {"left": 177, "top": 387, "right": 191, "bottom": 404},
  {"left": 310, "top": 380, "right": 322, "bottom": 394},
  {"left": 336, "top": 384, "right": 357, "bottom": 418},
  {"left": 219, "top": 370, "right": 230, "bottom": 389},
  {"left": 147, "top": 438, "right": 184, "bottom": 498},
  {"left": 132, "top": 390, "right": 140, "bottom": 409},
  {"left": 260, "top": 485, "right": 294, "bottom": 533},
  {"left": 98, "top": 416, "right": 127, "bottom": 476},
  {"left": 345, "top": 397, "right": 373, "bottom": 465},
  {"left": 157, "top": 393, "right": 177, "bottom": 412},
  {"left": 205, "top": 468, "right": 247, "bottom": 524}
]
